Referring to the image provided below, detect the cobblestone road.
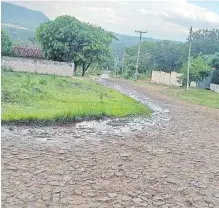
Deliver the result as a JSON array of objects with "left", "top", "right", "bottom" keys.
[{"left": 2, "top": 79, "right": 219, "bottom": 208}]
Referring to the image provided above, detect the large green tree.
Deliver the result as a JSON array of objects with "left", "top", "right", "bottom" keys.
[
  {"left": 36, "top": 16, "right": 83, "bottom": 63},
  {"left": 36, "top": 15, "right": 115, "bottom": 76},
  {"left": 1, "top": 30, "right": 13, "bottom": 56}
]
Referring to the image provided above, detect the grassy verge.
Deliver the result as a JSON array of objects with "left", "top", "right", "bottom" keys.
[
  {"left": 166, "top": 87, "right": 219, "bottom": 109},
  {"left": 1, "top": 71, "right": 151, "bottom": 123},
  {"left": 132, "top": 81, "right": 219, "bottom": 109}
]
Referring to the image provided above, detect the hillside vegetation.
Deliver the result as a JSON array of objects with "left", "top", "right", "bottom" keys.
[{"left": 1, "top": 2, "right": 49, "bottom": 29}]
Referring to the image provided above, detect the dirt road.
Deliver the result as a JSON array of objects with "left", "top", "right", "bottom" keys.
[{"left": 2, "top": 78, "right": 219, "bottom": 208}]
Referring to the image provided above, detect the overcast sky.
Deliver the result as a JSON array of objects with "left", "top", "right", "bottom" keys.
[{"left": 7, "top": 0, "right": 219, "bottom": 41}]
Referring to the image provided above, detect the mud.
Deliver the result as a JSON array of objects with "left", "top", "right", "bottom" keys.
[{"left": 2, "top": 78, "right": 219, "bottom": 208}]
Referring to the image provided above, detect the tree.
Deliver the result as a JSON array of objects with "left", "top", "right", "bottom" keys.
[
  {"left": 36, "top": 16, "right": 82, "bottom": 63},
  {"left": 202, "top": 52, "right": 219, "bottom": 70},
  {"left": 36, "top": 15, "right": 115, "bottom": 76},
  {"left": 191, "top": 29, "right": 219, "bottom": 56},
  {"left": 122, "top": 40, "right": 188, "bottom": 78},
  {"left": 180, "top": 55, "right": 210, "bottom": 85},
  {"left": 211, "top": 55, "right": 219, "bottom": 71},
  {"left": 98, "top": 52, "right": 114, "bottom": 71},
  {"left": 78, "top": 24, "right": 115, "bottom": 76},
  {"left": 152, "top": 40, "right": 186, "bottom": 72},
  {"left": 1, "top": 30, "right": 13, "bottom": 56}
]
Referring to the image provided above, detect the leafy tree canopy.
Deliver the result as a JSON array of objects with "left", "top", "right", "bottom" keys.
[
  {"left": 36, "top": 15, "right": 116, "bottom": 76},
  {"left": 191, "top": 29, "right": 219, "bottom": 56}
]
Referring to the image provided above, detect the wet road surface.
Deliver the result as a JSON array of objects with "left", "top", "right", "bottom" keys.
[{"left": 2, "top": 78, "right": 219, "bottom": 208}]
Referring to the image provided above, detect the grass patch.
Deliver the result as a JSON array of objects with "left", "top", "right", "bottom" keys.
[
  {"left": 166, "top": 87, "right": 219, "bottom": 109},
  {"left": 1, "top": 71, "right": 151, "bottom": 123},
  {"left": 132, "top": 80, "right": 219, "bottom": 109}
]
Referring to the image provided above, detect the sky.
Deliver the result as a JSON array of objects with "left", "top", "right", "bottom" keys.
[{"left": 6, "top": 0, "right": 219, "bottom": 41}]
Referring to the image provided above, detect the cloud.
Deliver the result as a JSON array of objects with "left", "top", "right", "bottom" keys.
[
  {"left": 160, "top": 1, "right": 219, "bottom": 29},
  {"left": 8, "top": 0, "right": 219, "bottom": 41},
  {"left": 139, "top": 9, "right": 158, "bottom": 16}
]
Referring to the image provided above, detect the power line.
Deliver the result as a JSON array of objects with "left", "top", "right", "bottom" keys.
[
  {"left": 135, "top": 30, "right": 147, "bottom": 79},
  {"left": 187, "top": 26, "right": 193, "bottom": 91}
]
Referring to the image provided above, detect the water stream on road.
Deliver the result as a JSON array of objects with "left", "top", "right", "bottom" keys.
[
  {"left": 73, "top": 77, "right": 171, "bottom": 135},
  {"left": 2, "top": 77, "right": 171, "bottom": 144}
]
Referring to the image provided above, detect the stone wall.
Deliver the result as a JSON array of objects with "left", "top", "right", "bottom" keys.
[
  {"left": 2, "top": 56, "right": 74, "bottom": 77},
  {"left": 151, "top": 70, "right": 182, "bottom": 87}
]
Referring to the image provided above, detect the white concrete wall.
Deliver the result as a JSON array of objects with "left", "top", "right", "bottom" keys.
[
  {"left": 2, "top": 56, "right": 73, "bottom": 77},
  {"left": 175, "top": 73, "right": 182, "bottom": 87},
  {"left": 160, "top": 71, "right": 165, "bottom": 84},
  {"left": 170, "top": 72, "right": 177, "bottom": 86},
  {"left": 154, "top": 71, "right": 160, "bottom": 83},
  {"left": 210, "top": 84, "right": 219, "bottom": 93},
  {"left": 151, "top": 70, "right": 182, "bottom": 87},
  {"left": 164, "top": 73, "right": 170, "bottom": 85},
  {"left": 151, "top": 71, "right": 156, "bottom": 83}
]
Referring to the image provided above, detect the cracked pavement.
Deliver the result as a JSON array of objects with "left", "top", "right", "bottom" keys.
[{"left": 2, "top": 79, "right": 219, "bottom": 208}]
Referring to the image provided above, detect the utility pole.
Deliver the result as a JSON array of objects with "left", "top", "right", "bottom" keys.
[
  {"left": 135, "top": 30, "right": 147, "bottom": 79},
  {"left": 114, "top": 56, "right": 117, "bottom": 75},
  {"left": 114, "top": 55, "right": 119, "bottom": 75},
  {"left": 187, "top": 27, "right": 192, "bottom": 91},
  {"left": 122, "top": 51, "right": 125, "bottom": 74}
]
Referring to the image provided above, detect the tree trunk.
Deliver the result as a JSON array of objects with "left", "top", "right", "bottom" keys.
[
  {"left": 81, "top": 61, "right": 92, "bottom": 76},
  {"left": 82, "top": 64, "right": 86, "bottom": 76},
  {"left": 82, "top": 68, "right": 85, "bottom": 76},
  {"left": 73, "top": 64, "right": 77, "bottom": 76}
]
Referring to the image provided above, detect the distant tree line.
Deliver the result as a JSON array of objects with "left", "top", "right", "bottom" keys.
[{"left": 114, "top": 29, "right": 219, "bottom": 84}]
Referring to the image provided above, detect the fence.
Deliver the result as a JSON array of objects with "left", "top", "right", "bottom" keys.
[
  {"left": 151, "top": 70, "right": 182, "bottom": 87},
  {"left": 2, "top": 56, "right": 74, "bottom": 77}
]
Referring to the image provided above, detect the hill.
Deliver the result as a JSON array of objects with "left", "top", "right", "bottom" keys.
[
  {"left": 1, "top": 2, "right": 157, "bottom": 52},
  {"left": 1, "top": 2, "right": 49, "bottom": 29},
  {"left": 112, "top": 33, "right": 157, "bottom": 56},
  {"left": 1, "top": 2, "right": 49, "bottom": 41}
]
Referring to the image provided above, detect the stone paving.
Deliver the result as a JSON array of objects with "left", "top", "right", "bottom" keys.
[{"left": 1, "top": 79, "right": 219, "bottom": 208}]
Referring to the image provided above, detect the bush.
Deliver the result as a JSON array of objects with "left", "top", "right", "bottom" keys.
[{"left": 1, "top": 30, "right": 13, "bottom": 56}]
